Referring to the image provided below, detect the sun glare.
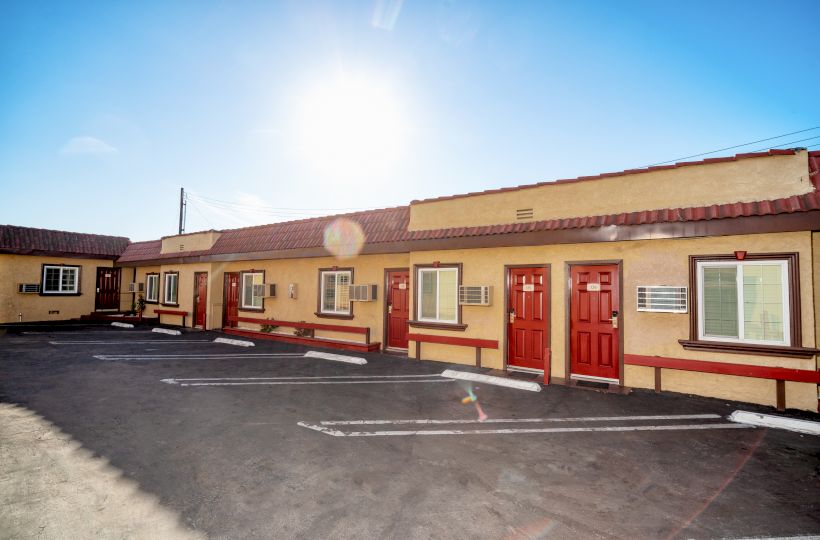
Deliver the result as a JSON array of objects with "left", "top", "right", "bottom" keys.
[{"left": 294, "top": 74, "right": 408, "bottom": 177}]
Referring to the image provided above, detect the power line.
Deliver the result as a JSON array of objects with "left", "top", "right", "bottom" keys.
[
  {"left": 187, "top": 192, "right": 370, "bottom": 213},
  {"left": 641, "top": 126, "right": 820, "bottom": 168}
]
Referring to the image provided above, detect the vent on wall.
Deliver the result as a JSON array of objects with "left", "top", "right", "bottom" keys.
[
  {"left": 637, "top": 286, "right": 687, "bottom": 313},
  {"left": 516, "top": 208, "right": 534, "bottom": 220},
  {"left": 459, "top": 285, "right": 492, "bottom": 306}
]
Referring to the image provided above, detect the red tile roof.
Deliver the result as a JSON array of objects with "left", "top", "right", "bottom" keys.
[
  {"left": 0, "top": 225, "right": 130, "bottom": 259},
  {"left": 116, "top": 150, "right": 820, "bottom": 263}
]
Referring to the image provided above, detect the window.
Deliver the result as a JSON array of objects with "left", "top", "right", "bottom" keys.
[
  {"left": 163, "top": 272, "right": 179, "bottom": 305},
  {"left": 697, "top": 260, "right": 790, "bottom": 345},
  {"left": 145, "top": 274, "right": 159, "bottom": 303},
  {"left": 417, "top": 267, "right": 459, "bottom": 324},
  {"left": 42, "top": 265, "right": 79, "bottom": 294},
  {"left": 241, "top": 271, "right": 264, "bottom": 310},
  {"left": 319, "top": 270, "right": 351, "bottom": 315}
]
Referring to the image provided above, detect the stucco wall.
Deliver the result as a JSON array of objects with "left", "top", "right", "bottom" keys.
[
  {"left": 160, "top": 231, "right": 221, "bottom": 255},
  {"left": 0, "top": 254, "right": 114, "bottom": 323},
  {"left": 408, "top": 152, "right": 812, "bottom": 230},
  {"left": 407, "top": 231, "right": 817, "bottom": 411}
]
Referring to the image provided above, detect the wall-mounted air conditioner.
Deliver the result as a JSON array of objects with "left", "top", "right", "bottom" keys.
[
  {"left": 264, "top": 284, "right": 277, "bottom": 297},
  {"left": 127, "top": 282, "right": 145, "bottom": 293},
  {"left": 18, "top": 283, "right": 41, "bottom": 294},
  {"left": 459, "top": 285, "right": 492, "bottom": 306},
  {"left": 349, "top": 284, "right": 377, "bottom": 302},
  {"left": 637, "top": 286, "right": 687, "bottom": 313}
]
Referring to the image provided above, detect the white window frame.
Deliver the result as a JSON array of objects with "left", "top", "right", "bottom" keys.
[
  {"left": 241, "top": 272, "right": 264, "bottom": 309},
  {"left": 320, "top": 270, "right": 352, "bottom": 315},
  {"left": 696, "top": 260, "right": 790, "bottom": 346},
  {"left": 164, "top": 272, "right": 179, "bottom": 305},
  {"left": 41, "top": 265, "right": 79, "bottom": 294},
  {"left": 145, "top": 274, "right": 159, "bottom": 302},
  {"left": 417, "top": 267, "right": 459, "bottom": 324}
]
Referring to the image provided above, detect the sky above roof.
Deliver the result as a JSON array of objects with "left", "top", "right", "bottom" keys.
[{"left": 1, "top": 0, "right": 818, "bottom": 242}]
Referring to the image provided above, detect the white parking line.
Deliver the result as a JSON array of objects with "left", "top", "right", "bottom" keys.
[
  {"left": 297, "top": 422, "right": 754, "bottom": 437},
  {"left": 94, "top": 353, "right": 304, "bottom": 360},
  {"left": 162, "top": 374, "right": 453, "bottom": 386},
  {"left": 52, "top": 341, "right": 212, "bottom": 345},
  {"left": 319, "top": 414, "right": 722, "bottom": 426}
]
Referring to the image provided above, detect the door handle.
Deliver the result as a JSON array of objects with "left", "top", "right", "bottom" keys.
[
  {"left": 509, "top": 310, "right": 515, "bottom": 324},
  {"left": 387, "top": 304, "right": 393, "bottom": 314}
]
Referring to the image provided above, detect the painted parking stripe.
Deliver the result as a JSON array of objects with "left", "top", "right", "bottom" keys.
[
  {"left": 441, "top": 369, "right": 541, "bottom": 392},
  {"left": 165, "top": 374, "right": 443, "bottom": 382},
  {"left": 297, "top": 422, "right": 754, "bottom": 437},
  {"left": 169, "top": 379, "right": 450, "bottom": 387},
  {"left": 52, "top": 340, "right": 212, "bottom": 345},
  {"left": 319, "top": 414, "right": 722, "bottom": 426},
  {"left": 94, "top": 353, "right": 305, "bottom": 360}
]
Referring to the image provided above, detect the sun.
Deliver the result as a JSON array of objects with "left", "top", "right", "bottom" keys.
[{"left": 294, "top": 73, "right": 408, "bottom": 177}]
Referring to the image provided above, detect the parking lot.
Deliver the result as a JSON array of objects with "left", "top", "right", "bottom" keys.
[{"left": 1, "top": 324, "right": 819, "bottom": 539}]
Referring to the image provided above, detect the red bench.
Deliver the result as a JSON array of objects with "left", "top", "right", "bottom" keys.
[
  {"left": 407, "top": 333, "right": 499, "bottom": 368},
  {"left": 154, "top": 309, "right": 189, "bottom": 327},
  {"left": 225, "top": 315, "right": 379, "bottom": 352}
]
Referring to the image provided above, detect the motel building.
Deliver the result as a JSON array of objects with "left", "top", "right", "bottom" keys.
[{"left": 2, "top": 149, "right": 819, "bottom": 412}]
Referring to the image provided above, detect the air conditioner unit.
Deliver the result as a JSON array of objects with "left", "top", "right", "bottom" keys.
[
  {"left": 349, "top": 284, "right": 377, "bottom": 302},
  {"left": 459, "top": 285, "right": 492, "bottom": 306},
  {"left": 264, "top": 284, "right": 277, "bottom": 297},
  {"left": 127, "top": 282, "right": 145, "bottom": 293},
  {"left": 18, "top": 283, "right": 41, "bottom": 294}
]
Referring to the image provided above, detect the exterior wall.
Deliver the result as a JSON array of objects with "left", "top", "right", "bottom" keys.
[
  {"left": 0, "top": 254, "right": 114, "bottom": 323},
  {"left": 160, "top": 231, "right": 220, "bottom": 254},
  {"left": 407, "top": 231, "right": 817, "bottom": 411},
  {"left": 408, "top": 152, "right": 812, "bottom": 230},
  {"left": 218, "top": 254, "right": 409, "bottom": 340}
]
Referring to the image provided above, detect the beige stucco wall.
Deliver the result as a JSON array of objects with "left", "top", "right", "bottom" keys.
[
  {"left": 0, "top": 254, "right": 114, "bottom": 323},
  {"left": 407, "top": 231, "right": 817, "bottom": 411},
  {"left": 409, "top": 152, "right": 813, "bottom": 230},
  {"left": 160, "top": 231, "right": 220, "bottom": 255}
]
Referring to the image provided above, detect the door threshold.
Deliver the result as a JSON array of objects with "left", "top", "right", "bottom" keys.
[
  {"left": 384, "top": 347, "right": 409, "bottom": 356},
  {"left": 570, "top": 374, "right": 619, "bottom": 384}
]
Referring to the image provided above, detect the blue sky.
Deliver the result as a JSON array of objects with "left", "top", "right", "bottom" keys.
[{"left": 1, "top": 1, "right": 817, "bottom": 241}]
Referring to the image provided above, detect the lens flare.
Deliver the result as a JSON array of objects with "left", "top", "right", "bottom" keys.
[
  {"left": 460, "top": 385, "right": 488, "bottom": 422},
  {"left": 323, "top": 218, "right": 366, "bottom": 259}
]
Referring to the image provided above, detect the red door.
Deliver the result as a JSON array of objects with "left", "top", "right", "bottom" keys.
[
  {"left": 507, "top": 266, "right": 549, "bottom": 371},
  {"left": 570, "top": 264, "right": 620, "bottom": 382},
  {"left": 194, "top": 272, "right": 208, "bottom": 328},
  {"left": 95, "top": 267, "right": 121, "bottom": 311},
  {"left": 223, "top": 272, "right": 239, "bottom": 328},
  {"left": 386, "top": 270, "right": 410, "bottom": 349}
]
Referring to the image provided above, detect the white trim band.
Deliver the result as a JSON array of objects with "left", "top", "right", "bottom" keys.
[{"left": 440, "top": 370, "right": 541, "bottom": 392}]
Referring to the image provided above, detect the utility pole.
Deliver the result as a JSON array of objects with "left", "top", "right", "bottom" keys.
[{"left": 178, "top": 187, "right": 187, "bottom": 235}]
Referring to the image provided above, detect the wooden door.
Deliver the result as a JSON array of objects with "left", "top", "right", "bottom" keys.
[
  {"left": 95, "top": 267, "right": 121, "bottom": 310},
  {"left": 386, "top": 270, "right": 410, "bottom": 349},
  {"left": 194, "top": 272, "right": 208, "bottom": 328},
  {"left": 223, "top": 272, "right": 239, "bottom": 328},
  {"left": 507, "top": 266, "right": 549, "bottom": 371},
  {"left": 570, "top": 264, "right": 620, "bottom": 382}
]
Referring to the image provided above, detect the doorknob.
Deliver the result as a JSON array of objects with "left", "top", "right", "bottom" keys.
[
  {"left": 387, "top": 303, "right": 393, "bottom": 314},
  {"left": 509, "top": 310, "right": 515, "bottom": 323}
]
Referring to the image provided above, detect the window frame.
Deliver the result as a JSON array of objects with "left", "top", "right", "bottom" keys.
[
  {"left": 239, "top": 270, "right": 265, "bottom": 312},
  {"left": 679, "top": 252, "right": 816, "bottom": 358},
  {"left": 408, "top": 263, "right": 466, "bottom": 330},
  {"left": 162, "top": 271, "right": 180, "bottom": 306},
  {"left": 316, "top": 268, "right": 354, "bottom": 319},
  {"left": 145, "top": 273, "right": 159, "bottom": 303},
  {"left": 40, "top": 264, "right": 81, "bottom": 295}
]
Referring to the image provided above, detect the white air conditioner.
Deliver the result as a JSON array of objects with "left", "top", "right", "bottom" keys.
[
  {"left": 127, "top": 282, "right": 145, "bottom": 293},
  {"left": 264, "top": 283, "right": 277, "bottom": 297},
  {"left": 349, "top": 284, "right": 377, "bottom": 302},
  {"left": 459, "top": 285, "right": 492, "bottom": 306},
  {"left": 18, "top": 283, "right": 41, "bottom": 294}
]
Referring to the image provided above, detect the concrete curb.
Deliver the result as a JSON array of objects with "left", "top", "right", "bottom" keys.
[
  {"left": 213, "top": 337, "right": 255, "bottom": 347},
  {"left": 110, "top": 322, "right": 134, "bottom": 329},
  {"left": 304, "top": 351, "right": 367, "bottom": 365},
  {"left": 152, "top": 328, "right": 181, "bottom": 336},
  {"left": 728, "top": 410, "right": 820, "bottom": 436},
  {"left": 441, "top": 370, "right": 542, "bottom": 392}
]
